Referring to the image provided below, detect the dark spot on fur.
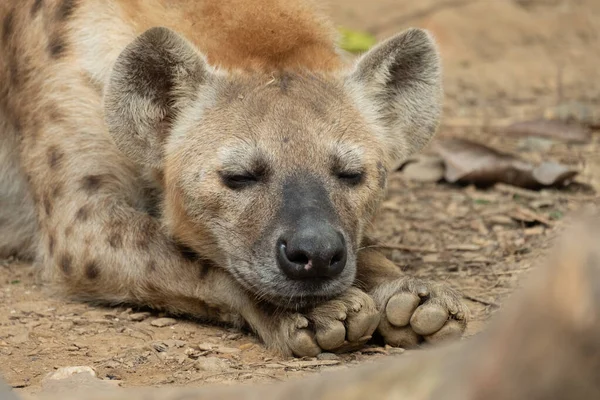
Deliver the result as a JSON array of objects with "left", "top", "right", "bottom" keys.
[
  {"left": 107, "top": 232, "right": 123, "bottom": 249},
  {"left": 56, "top": 0, "right": 77, "bottom": 20},
  {"left": 31, "top": 0, "right": 43, "bottom": 16},
  {"left": 279, "top": 73, "right": 291, "bottom": 93},
  {"left": 59, "top": 254, "right": 72, "bottom": 275},
  {"left": 43, "top": 196, "right": 52, "bottom": 216},
  {"left": 142, "top": 186, "right": 162, "bottom": 218},
  {"left": 48, "top": 34, "right": 66, "bottom": 59},
  {"left": 64, "top": 226, "right": 73, "bottom": 237},
  {"left": 2, "top": 9, "right": 14, "bottom": 45},
  {"left": 282, "top": 137, "right": 289, "bottom": 143},
  {"left": 51, "top": 183, "right": 63, "bottom": 199},
  {"left": 47, "top": 146, "right": 64, "bottom": 168},
  {"left": 198, "top": 260, "right": 215, "bottom": 279},
  {"left": 146, "top": 282, "right": 160, "bottom": 295},
  {"left": 48, "top": 235, "right": 55, "bottom": 256},
  {"left": 75, "top": 205, "right": 90, "bottom": 221},
  {"left": 147, "top": 261, "right": 157, "bottom": 272},
  {"left": 135, "top": 218, "right": 155, "bottom": 250},
  {"left": 48, "top": 107, "right": 64, "bottom": 122},
  {"left": 8, "top": 57, "right": 20, "bottom": 88},
  {"left": 84, "top": 261, "right": 100, "bottom": 280},
  {"left": 175, "top": 242, "right": 201, "bottom": 263},
  {"left": 80, "top": 174, "right": 110, "bottom": 193},
  {"left": 377, "top": 161, "right": 387, "bottom": 189}
]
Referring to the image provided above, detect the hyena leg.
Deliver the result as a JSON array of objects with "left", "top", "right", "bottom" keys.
[
  {"left": 0, "top": 110, "right": 37, "bottom": 259},
  {"left": 355, "top": 240, "right": 469, "bottom": 347}
]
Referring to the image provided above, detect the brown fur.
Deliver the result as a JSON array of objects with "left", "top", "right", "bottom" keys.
[{"left": 0, "top": 0, "right": 465, "bottom": 356}]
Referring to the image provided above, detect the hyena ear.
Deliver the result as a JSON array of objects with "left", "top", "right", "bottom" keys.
[
  {"left": 346, "top": 28, "right": 442, "bottom": 167},
  {"left": 104, "top": 27, "right": 211, "bottom": 168}
]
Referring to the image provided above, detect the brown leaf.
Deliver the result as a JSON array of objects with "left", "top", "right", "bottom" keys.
[
  {"left": 509, "top": 206, "right": 554, "bottom": 227},
  {"left": 433, "top": 138, "right": 579, "bottom": 190},
  {"left": 399, "top": 155, "right": 445, "bottom": 182},
  {"left": 502, "top": 119, "right": 590, "bottom": 143}
]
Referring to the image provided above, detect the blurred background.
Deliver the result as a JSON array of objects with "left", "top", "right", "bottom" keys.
[{"left": 332, "top": 0, "right": 599, "bottom": 122}]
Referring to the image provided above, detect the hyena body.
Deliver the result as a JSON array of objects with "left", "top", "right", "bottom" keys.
[{"left": 0, "top": 0, "right": 467, "bottom": 356}]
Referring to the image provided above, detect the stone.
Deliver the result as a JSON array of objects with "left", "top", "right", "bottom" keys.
[{"left": 150, "top": 318, "right": 177, "bottom": 327}]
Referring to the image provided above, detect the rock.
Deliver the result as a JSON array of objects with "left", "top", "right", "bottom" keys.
[
  {"left": 197, "top": 342, "right": 214, "bottom": 351},
  {"left": 194, "top": 357, "right": 229, "bottom": 372},
  {"left": 150, "top": 317, "right": 177, "bottom": 327},
  {"left": 214, "top": 346, "right": 241, "bottom": 354},
  {"left": 317, "top": 352, "right": 340, "bottom": 361},
  {"left": 225, "top": 333, "right": 243, "bottom": 340},
  {"left": 45, "top": 366, "right": 97, "bottom": 381},
  {"left": 128, "top": 312, "right": 151, "bottom": 322},
  {"left": 41, "top": 368, "right": 114, "bottom": 395},
  {"left": 164, "top": 339, "right": 186, "bottom": 348},
  {"left": 389, "top": 347, "right": 406, "bottom": 355},
  {"left": 151, "top": 341, "right": 168, "bottom": 352},
  {"left": 239, "top": 343, "right": 254, "bottom": 351}
]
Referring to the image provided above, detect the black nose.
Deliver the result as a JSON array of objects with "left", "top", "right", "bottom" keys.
[{"left": 276, "top": 225, "right": 347, "bottom": 280}]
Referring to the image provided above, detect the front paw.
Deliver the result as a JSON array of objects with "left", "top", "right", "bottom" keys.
[
  {"left": 270, "top": 287, "right": 380, "bottom": 357},
  {"left": 370, "top": 278, "right": 468, "bottom": 347}
]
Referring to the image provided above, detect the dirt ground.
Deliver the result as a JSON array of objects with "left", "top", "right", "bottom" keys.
[{"left": 2, "top": 0, "right": 599, "bottom": 397}]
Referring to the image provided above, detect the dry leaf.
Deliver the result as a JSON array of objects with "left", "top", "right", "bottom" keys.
[
  {"left": 503, "top": 119, "right": 590, "bottom": 143},
  {"left": 398, "top": 155, "right": 445, "bottom": 182},
  {"left": 433, "top": 138, "right": 579, "bottom": 190}
]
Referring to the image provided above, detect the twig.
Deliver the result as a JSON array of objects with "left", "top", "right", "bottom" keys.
[
  {"left": 495, "top": 182, "right": 597, "bottom": 201},
  {"left": 188, "top": 371, "right": 283, "bottom": 384},
  {"left": 463, "top": 294, "right": 499, "bottom": 308},
  {"left": 374, "top": 244, "right": 439, "bottom": 253}
]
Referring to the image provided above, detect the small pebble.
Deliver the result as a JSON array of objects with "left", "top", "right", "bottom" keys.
[
  {"left": 129, "top": 312, "right": 151, "bottom": 322},
  {"left": 317, "top": 352, "right": 340, "bottom": 361},
  {"left": 150, "top": 318, "right": 177, "bottom": 327},
  {"left": 45, "top": 366, "right": 96, "bottom": 380},
  {"left": 225, "top": 333, "right": 243, "bottom": 340},
  {"left": 214, "top": 346, "right": 241, "bottom": 354},
  {"left": 195, "top": 357, "right": 229, "bottom": 372}
]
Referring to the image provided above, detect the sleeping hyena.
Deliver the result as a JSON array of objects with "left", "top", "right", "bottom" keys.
[{"left": 0, "top": 0, "right": 468, "bottom": 356}]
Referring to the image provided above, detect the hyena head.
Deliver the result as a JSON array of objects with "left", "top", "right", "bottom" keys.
[{"left": 104, "top": 27, "right": 442, "bottom": 309}]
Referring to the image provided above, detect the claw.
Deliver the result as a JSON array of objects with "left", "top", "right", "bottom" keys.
[{"left": 417, "top": 285, "right": 430, "bottom": 298}]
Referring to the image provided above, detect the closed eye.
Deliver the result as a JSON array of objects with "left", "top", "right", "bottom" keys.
[
  {"left": 336, "top": 171, "right": 364, "bottom": 186},
  {"left": 219, "top": 172, "right": 260, "bottom": 189}
]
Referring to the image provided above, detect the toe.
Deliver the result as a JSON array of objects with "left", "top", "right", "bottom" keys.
[
  {"left": 424, "top": 319, "right": 464, "bottom": 344},
  {"left": 346, "top": 310, "right": 380, "bottom": 342},
  {"left": 315, "top": 320, "right": 346, "bottom": 350},
  {"left": 410, "top": 303, "right": 449, "bottom": 336},
  {"left": 379, "top": 321, "right": 420, "bottom": 347},
  {"left": 289, "top": 329, "right": 321, "bottom": 357},
  {"left": 385, "top": 292, "right": 421, "bottom": 327}
]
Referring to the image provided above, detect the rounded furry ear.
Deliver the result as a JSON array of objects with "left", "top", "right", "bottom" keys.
[
  {"left": 104, "top": 27, "right": 211, "bottom": 168},
  {"left": 346, "top": 28, "right": 443, "bottom": 168}
]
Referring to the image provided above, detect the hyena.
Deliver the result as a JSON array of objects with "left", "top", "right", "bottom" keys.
[{"left": 0, "top": 0, "right": 468, "bottom": 356}]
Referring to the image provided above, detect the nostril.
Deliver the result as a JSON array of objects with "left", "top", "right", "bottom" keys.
[{"left": 280, "top": 241, "right": 310, "bottom": 265}]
